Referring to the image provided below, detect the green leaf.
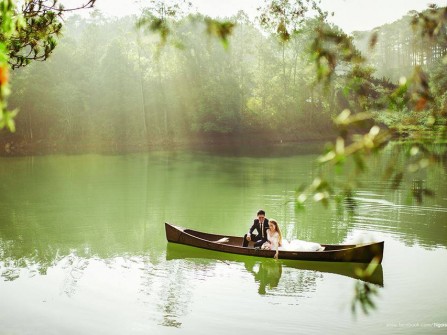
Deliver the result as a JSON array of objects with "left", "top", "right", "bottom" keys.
[{"left": 205, "top": 19, "right": 236, "bottom": 49}]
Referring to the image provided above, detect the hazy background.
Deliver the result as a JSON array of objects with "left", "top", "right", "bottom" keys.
[{"left": 86, "top": 0, "right": 447, "bottom": 32}]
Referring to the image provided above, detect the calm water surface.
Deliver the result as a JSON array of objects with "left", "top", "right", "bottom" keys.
[{"left": 0, "top": 145, "right": 446, "bottom": 334}]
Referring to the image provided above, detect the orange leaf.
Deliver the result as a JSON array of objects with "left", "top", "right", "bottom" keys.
[
  {"left": 415, "top": 97, "right": 427, "bottom": 111},
  {"left": 0, "top": 66, "right": 9, "bottom": 86}
]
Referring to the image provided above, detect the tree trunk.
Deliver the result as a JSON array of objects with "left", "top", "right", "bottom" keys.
[{"left": 136, "top": 31, "right": 149, "bottom": 142}]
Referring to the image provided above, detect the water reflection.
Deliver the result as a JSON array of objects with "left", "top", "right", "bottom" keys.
[
  {"left": 0, "top": 240, "right": 384, "bottom": 330},
  {"left": 162, "top": 243, "right": 385, "bottom": 324},
  {"left": 245, "top": 260, "right": 283, "bottom": 295},
  {"left": 60, "top": 253, "right": 89, "bottom": 297},
  {"left": 165, "top": 243, "right": 384, "bottom": 289},
  {"left": 161, "top": 243, "right": 383, "bottom": 326},
  {"left": 152, "top": 261, "right": 189, "bottom": 328}
]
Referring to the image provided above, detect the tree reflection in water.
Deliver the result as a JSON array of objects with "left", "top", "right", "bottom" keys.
[
  {"left": 153, "top": 260, "right": 191, "bottom": 328},
  {"left": 60, "top": 252, "right": 89, "bottom": 297}
]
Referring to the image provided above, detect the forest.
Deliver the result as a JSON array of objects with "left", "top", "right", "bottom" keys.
[{"left": 1, "top": 3, "right": 444, "bottom": 155}]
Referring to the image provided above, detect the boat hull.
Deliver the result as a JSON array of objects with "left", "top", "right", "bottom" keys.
[{"left": 165, "top": 223, "right": 384, "bottom": 264}]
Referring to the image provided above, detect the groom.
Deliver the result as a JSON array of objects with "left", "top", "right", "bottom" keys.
[{"left": 242, "top": 209, "right": 270, "bottom": 248}]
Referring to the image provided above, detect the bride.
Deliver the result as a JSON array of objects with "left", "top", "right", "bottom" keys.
[{"left": 262, "top": 219, "right": 324, "bottom": 259}]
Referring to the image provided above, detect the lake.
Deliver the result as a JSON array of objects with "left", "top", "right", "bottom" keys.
[{"left": 0, "top": 144, "right": 446, "bottom": 334}]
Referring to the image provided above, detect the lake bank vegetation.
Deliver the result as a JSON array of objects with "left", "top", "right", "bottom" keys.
[{"left": 4, "top": 3, "right": 443, "bottom": 155}]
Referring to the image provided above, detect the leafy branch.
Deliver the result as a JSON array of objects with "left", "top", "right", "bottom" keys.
[
  {"left": 296, "top": 5, "right": 447, "bottom": 208},
  {"left": 0, "top": 0, "right": 95, "bottom": 132},
  {"left": 137, "top": 0, "right": 235, "bottom": 50}
]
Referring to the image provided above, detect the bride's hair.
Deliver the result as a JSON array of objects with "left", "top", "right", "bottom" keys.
[{"left": 269, "top": 219, "right": 282, "bottom": 246}]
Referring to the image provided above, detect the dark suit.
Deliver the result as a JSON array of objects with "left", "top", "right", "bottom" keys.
[{"left": 243, "top": 218, "right": 269, "bottom": 247}]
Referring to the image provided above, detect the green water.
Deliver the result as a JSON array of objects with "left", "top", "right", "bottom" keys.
[{"left": 0, "top": 147, "right": 446, "bottom": 334}]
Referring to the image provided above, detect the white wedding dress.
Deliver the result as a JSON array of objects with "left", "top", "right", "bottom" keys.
[
  {"left": 280, "top": 239, "right": 324, "bottom": 252},
  {"left": 267, "top": 231, "right": 324, "bottom": 252}
]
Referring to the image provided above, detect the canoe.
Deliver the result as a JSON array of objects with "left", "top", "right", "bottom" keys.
[{"left": 165, "top": 223, "right": 384, "bottom": 264}]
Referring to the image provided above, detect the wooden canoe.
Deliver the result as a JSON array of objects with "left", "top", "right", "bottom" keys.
[{"left": 165, "top": 223, "right": 384, "bottom": 264}]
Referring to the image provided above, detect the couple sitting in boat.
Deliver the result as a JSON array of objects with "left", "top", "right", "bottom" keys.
[{"left": 243, "top": 210, "right": 324, "bottom": 259}]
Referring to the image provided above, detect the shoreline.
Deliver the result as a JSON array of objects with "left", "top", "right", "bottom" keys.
[{"left": 0, "top": 132, "right": 335, "bottom": 157}]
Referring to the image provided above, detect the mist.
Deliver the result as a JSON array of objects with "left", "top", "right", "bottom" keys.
[{"left": 5, "top": 6, "right": 446, "bottom": 155}]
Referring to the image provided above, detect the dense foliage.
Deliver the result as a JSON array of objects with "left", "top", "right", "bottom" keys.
[
  {"left": 352, "top": 6, "right": 447, "bottom": 134},
  {"left": 4, "top": 6, "right": 397, "bottom": 153},
  {"left": 0, "top": 0, "right": 95, "bottom": 132}
]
